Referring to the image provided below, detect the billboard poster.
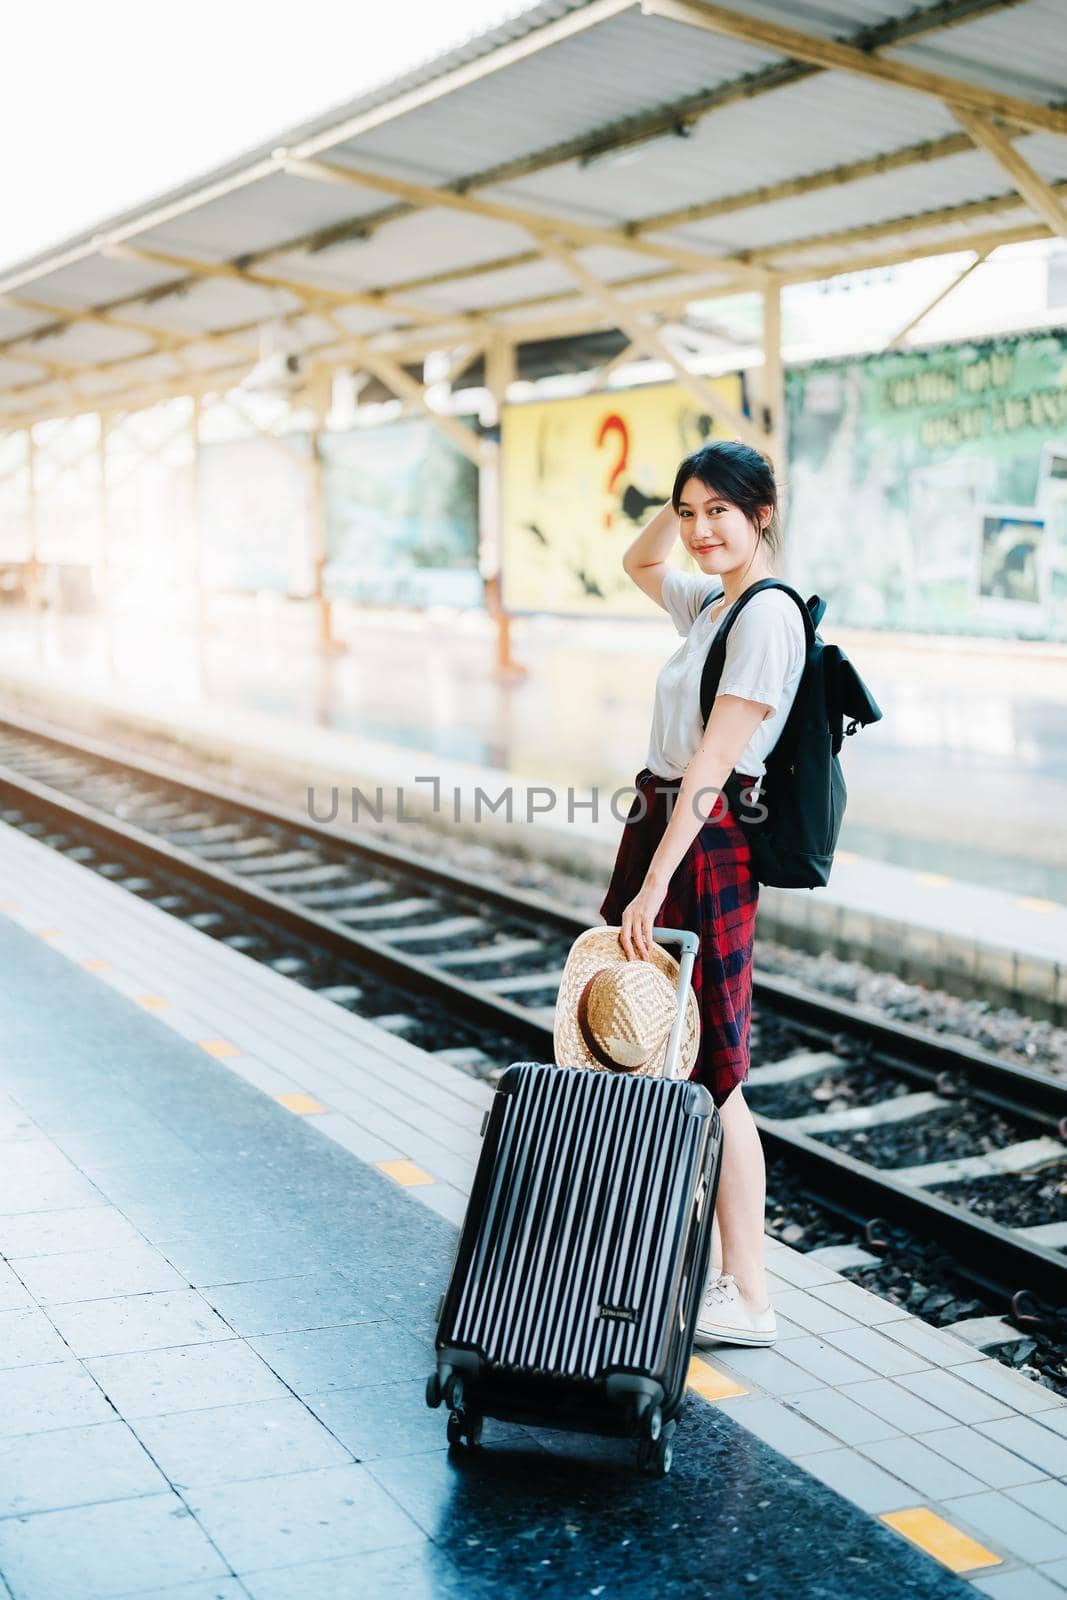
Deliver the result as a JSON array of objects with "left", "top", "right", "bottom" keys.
[
  {"left": 320, "top": 417, "right": 480, "bottom": 609},
  {"left": 500, "top": 375, "right": 746, "bottom": 617},
  {"left": 785, "top": 331, "right": 1067, "bottom": 639},
  {"left": 198, "top": 433, "right": 316, "bottom": 595}
]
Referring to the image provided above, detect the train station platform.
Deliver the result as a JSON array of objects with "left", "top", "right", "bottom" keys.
[
  {"left": 0, "top": 599, "right": 1066, "bottom": 1029},
  {"left": 3, "top": 809, "right": 1067, "bottom": 1597}
]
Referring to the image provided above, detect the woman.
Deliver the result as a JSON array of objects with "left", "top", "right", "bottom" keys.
[{"left": 598, "top": 440, "right": 806, "bottom": 1348}]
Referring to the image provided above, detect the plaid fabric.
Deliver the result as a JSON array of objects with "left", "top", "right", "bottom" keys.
[{"left": 598, "top": 767, "right": 759, "bottom": 1107}]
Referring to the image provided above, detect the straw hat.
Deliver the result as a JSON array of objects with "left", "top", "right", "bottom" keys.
[{"left": 553, "top": 926, "right": 700, "bottom": 1080}]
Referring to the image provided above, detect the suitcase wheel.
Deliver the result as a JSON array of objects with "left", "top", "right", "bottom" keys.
[
  {"left": 425, "top": 1372, "right": 442, "bottom": 1410},
  {"left": 444, "top": 1373, "right": 464, "bottom": 1410},
  {"left": 446, "top": 1408, "right": 483, "bottom": 1449},
  {"left": 637, "top": 1425, "right": 674, "bottom": 1477}
]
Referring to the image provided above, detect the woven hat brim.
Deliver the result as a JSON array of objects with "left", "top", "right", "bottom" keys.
[{"left": 553, "top": 926, "right": 700, "bottom": 1080}]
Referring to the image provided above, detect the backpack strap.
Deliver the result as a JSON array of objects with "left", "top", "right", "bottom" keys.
[{"left": 699, "top": 578, "right": 817, "bottom": 725}]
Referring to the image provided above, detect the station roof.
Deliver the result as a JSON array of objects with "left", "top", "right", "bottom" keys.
[{"left": 2, "top": 0, "right": 1066, "bottom": 425}]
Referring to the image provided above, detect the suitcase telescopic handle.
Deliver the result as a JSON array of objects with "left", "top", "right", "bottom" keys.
[{"left": 650, "top": 927, "right": 699, "bottom": 1080}]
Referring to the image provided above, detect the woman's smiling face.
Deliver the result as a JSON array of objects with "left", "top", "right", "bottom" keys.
[{"left": 676, "top": 476, "right": 759, "bottom": 568}]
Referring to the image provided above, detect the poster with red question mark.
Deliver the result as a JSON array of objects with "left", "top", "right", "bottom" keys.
[{"left": 500, "top": 374, "right": 744, "bottom": 616}]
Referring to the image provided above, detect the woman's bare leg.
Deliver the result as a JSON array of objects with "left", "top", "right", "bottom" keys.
[{"left": 713, "top": 1086, "right": 770, "bottom": 1310}]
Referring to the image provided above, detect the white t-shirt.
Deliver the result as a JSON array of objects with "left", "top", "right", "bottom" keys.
[{"left": 644, "top": 568, "right": 807, "bottom": 785}]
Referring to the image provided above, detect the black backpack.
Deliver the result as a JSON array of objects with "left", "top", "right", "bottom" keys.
[{"left": 697, "top": 578, "right": 882, "bottom": 889}]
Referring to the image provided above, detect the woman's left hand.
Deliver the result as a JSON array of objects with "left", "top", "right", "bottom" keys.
[{"left": 619, "top": 879, "right": 666, "bottom": 961}]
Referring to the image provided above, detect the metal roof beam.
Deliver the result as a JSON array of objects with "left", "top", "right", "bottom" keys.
[
  {"left": 584, "top": 339, "right": 641, "bottom": 392},
  {"left": 535, "top": 232, "right": 764, "bottom": 448},
  {"left": 952, "top": 106, "right": 1067, "bottom": 237},
  {"left": 751, "top": 174, "right": 1067, "bottom": 267},
  {"left": 282, "top": 156, "right": 761, "bottom": 286},
  {"left": 641, "top": 0, "right": 1067, "bottom": 138},
  {"left": 638, "top": 132, "right": 981, "bottom": 237},
  {"left": 778, "top": 214, "right": 1054, "bottom": 286},
  {"left": 3, "top": 292, "right": 257, "bottom": 366},
  {"left": 883, "top": 248, "right": 992, "bottom": 349},
  {"left": 101, "top": 242, "right": 468, "bottom": 331},
  {"left": 319, "top": 311, "right": 492, "bottom": 468}
]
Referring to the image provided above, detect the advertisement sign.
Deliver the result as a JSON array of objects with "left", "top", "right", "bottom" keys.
[
  {"left": 785, "top": 332, "right": 1067, "bottom": 638},
  {"left": 321, "top": 417, "right": 480, "bottom": 608},
  {"left": 500, "top": 376, "right": 746, "bottom": 617},
  {"left": 198, "top": 433, "right": 315, "bottom": 595}
]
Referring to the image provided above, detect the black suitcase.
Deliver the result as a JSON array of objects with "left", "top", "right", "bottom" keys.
[{"left": 426, "top": 928, "right": 721, "bottom": 1476}]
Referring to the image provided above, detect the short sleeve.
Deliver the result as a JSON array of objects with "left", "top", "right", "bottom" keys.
[
  {"left": 660, "top": 567, "right": 723, "bottom": 637},
  {"left": 717, "top": 593, "right": 806, "bottom": 715}
]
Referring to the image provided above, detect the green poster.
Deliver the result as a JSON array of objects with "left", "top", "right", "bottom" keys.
[
  {"left": 785, "top": 331, "right": 1067, "bottom": 639},
  {"left": 321, "top": 417, "right": 480, "bottom": 608}
]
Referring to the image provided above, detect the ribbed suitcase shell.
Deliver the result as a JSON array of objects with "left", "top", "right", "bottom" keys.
[{"left": 435, "top": 1061, "right": 720, "bottom": 1436}]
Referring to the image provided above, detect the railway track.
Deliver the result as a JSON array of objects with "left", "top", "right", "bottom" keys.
[{"left": 0, "top": 708, "right": 1065, "bottom": 1315}]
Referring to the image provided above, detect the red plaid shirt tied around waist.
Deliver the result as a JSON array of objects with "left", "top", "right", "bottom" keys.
[{"left": 598, "top": 767, "right": 759, "bottom": 1107}]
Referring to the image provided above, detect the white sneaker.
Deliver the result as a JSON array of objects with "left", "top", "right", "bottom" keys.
[{"left": 694, "top": 1272, "right": 777, "bottom": 1348}]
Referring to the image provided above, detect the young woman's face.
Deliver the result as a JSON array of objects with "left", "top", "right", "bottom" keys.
[{"left": 676, "top": 476, "right": 763, "bottom": 571}]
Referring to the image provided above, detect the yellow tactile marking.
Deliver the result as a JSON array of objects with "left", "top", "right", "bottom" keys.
[
  {"left": 916, "top": 872, "right": 951, "bottom": 888},
  {"left": 880, "top": 1508, "right": 1001, "bottom": 1574},
  {"left": 199, "top": 1039, "right": 240, "bottom": 1059},
  {"left": 81, "top": 959, "right": 111, "bottom": 972},
  {"left": 687, "top": 1355, "right": 747, "bottom": 1401},
  {"left": 377, "top": 1158, "right": 435, "bottom": 1187},
  {"left": 1016, "top": 895, "right": 1056, "bottom": 913},
  {"left": 37, "top": 928, "right": 61, "bottom": 940},
  {"left": 137, "top": 995, "right": 168, "bottom": 1011},
  {"left": 276, "top": 1093, "right": 325, "bottom": 1115}
]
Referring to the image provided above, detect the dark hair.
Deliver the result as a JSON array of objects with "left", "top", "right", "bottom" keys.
[{"left": 671, "top": 440, "right": 782, "bottom": 558}]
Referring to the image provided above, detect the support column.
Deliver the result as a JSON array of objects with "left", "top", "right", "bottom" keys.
[
  {"left": 480, "top": 337, "right": 526, "bottom": 682},
  {"left": 761, "top": 281, "right": 785, "bottom": 470},
  {"left": 26, "top": 426, "right": 42, "bottom": 613},
  {"left": 96, "top": 412, "right": 111, "bottom": 606},
  {"left": 189, "top": 394, "right": 207, "bottom": 640},
  {"left": 96, "top": 412, "right": 115, "bottom": 677},
  {"left": 308, "top": 371, "right": 340, "bottom": 654}
]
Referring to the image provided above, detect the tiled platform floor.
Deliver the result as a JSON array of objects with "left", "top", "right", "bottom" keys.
[{"left": 0, "top": 820, "right": 1065, "bottom": 1597}]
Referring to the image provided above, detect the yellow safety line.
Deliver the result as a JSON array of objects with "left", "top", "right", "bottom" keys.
[
  {"left": 137, "top": 995, "right": 168, "bottom": 1010},
  {"left": 377, "top": 1158, "right": 435, "bottom": 1187},
  {"left": 37, "top": 928, "right": 61, "bottom": 940},
  {"left": 81, "top": 959, "right": 111, "bottom": 972},
  {"left": 1016, "top": 895, "right": 1056, "bottom": 913},
  {"left": 276, "top": 1092, "right": 325, "bottom": 1115},
  {"left": 880, "top": 1508, "right": 1001, "bottom": 1573},
  {"left": 916, "top": 872, "right": 951, "bottom": 887},
  {"left": 688, "top": 1355, "right": 747, "bottom": 1400},
  {"left": 199, "top": 1039, "right": 240, "bottom": 1059}
]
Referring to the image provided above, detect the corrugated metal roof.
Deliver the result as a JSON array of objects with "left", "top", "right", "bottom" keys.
[
  {"left": 483, "top": 71, "right": 962, "bottom": 223},
  {"left": 330, "top": 11, "right": 781, "bottom": 182},
  {"left": 884, "top": 0, "right": 1067, "bottom": 101},
  {"left": 2, "top": 0, "right": 1065, "bottom": 423}
]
